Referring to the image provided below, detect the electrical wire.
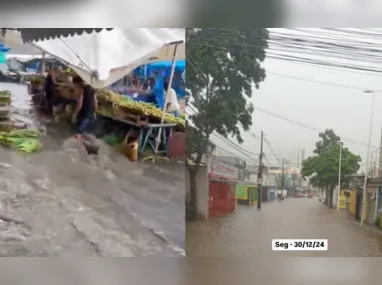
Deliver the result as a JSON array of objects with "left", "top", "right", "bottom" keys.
[
  {"left": 188, "top": 102, "right": 259, "bottom": 163},
  {"left": 187, "top": 28, "right": 381, "bottom": 149},
  {"left": 253, "top": 105, "right": 379, "bottom": 149},
  {"left": 187, "top": 28, "right": 382, "bottom": 74}
]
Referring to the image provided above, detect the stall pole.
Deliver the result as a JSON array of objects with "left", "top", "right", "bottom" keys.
[
  {"left": 41, "top": 51, "right": 46, "bottom": 75},
  {"left": 152, "top": 43, "right": 179, "bottom": 162}
]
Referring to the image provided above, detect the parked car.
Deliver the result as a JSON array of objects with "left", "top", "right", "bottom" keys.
[
  {"left": 0, "top": 63, "right": 22, "bottom": 83},
  {"left": 307, "top": 193, "right": 314, "bottom": 198}
]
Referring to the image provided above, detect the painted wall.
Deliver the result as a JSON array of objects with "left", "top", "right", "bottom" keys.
[
  {"left": 186, "top": 165, "right": 209, "bottom": 219},
  {"left": 236, "top": 184, "right": 258, "bottom": 202},
  {"left": 349, "top": 190, "right": 357, "bottom": 216},
  {"left": 209, "top": 159, "right": 237, "bottom": 180}
]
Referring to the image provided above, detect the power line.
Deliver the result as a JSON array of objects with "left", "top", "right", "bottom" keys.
[
  {"left": 266, "top": 71, "right": 382, "bottom": 92},
  {"left": 253, "top": 104, "right": 379, "bottom": 149},
  {"left": 187, "top": 102, "right": 258, "bottom": 162},
  {"left": 264, "top": 136, "right": 281, "bottom": 164},
  {"left": 187, "top": 29, "right": 380, "bottom": 159},
  {"left": 211, "top": 133, "right": 258, "bottom": 163},
  {"left": 188, "top": 28, "right": 382, "bottom": 74}
]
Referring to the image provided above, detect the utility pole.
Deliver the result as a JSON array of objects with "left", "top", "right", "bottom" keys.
[
  {"left": 337, "top": 142, "right": 342, "bottom": 210},
  {"left": 281, "top": 158, "right": 285, "bottom": 189},
  {"left": 297, "top": 148, "right": 300, "bottom": 169},
  {"left": 361, "top": 90, "right": 375, "bottom": 227},
  {"left": 295, "top": 148, "right": 299, "bottom": 196},
  {"left": 257, "top": 131, "right": 264, "bottom": 210}
]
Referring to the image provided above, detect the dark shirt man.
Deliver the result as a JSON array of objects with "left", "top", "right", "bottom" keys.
[
  {"left": 43, "top": 70, "right": 56, "bottom": 111},
  {"left": 72, "top": 76, "right": 97, "bottom": 142}
]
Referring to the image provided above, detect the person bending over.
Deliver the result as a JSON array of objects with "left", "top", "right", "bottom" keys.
[{"left": 72, "top": 76, "right": 97, "bottom": 142}]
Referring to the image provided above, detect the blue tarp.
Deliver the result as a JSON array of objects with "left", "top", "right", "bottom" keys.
[
  {"left": 147, "top": 60, "right": 185, "bottom": 73},
  {"left": 146, "top": 60, "right": 185, "bottom": 100}
]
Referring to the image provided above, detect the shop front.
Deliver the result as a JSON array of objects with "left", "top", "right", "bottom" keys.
[{"left": 207, "top": 161, "right": 237, "bottom": 218}]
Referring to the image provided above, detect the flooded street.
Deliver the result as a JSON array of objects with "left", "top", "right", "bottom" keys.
[
  {"left": 186, "top": 197, "right": 382, "bottom": 257},
  {"left": 0, "top": 82, "right": 185, "bottom": 256}
]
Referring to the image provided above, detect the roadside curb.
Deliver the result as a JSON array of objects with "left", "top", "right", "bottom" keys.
[{"left": 352, "top": 220, "right": 382, "bottom": 236}]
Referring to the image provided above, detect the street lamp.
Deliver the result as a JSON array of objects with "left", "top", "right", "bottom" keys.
[{"left": 361, "top": 90, "right": 375, "bottom": 227}]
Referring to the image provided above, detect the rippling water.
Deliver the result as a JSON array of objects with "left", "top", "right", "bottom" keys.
[
  {"left": 187, "top": 198, "right": 382, "bottom": 257},
  {"left": 0, "top": 82, "right": 185, "bottom": 256}
]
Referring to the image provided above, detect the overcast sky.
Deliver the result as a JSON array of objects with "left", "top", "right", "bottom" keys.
[{"left": 211, "top": 29, "right": 382, "bottom": 171}]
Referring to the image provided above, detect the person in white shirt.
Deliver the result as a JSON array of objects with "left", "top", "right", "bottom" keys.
[{"left": 164, "top": 82, "right": 181, "bottom": 117}]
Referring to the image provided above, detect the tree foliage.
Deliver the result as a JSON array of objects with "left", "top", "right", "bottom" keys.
[
  {"left": 301, "top": 129, "right": 361, "bottom": 207},
  {"left": 186, "top": 28, "right": 268, "bottom": 163},
  {"left": 186, "top": 28, "right": 269, "bottom": 214}
]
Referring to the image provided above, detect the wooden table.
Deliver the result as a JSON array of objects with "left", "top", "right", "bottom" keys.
[{"left": 96, "top": 112, "right": 176, "bottom": 159}]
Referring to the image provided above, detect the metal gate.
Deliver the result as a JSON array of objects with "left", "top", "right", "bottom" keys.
[
  {"left": 356, "top": 192, "right": 362, "bottom": 220},
  {"left": 208, "top": 180, "right": 236, "bottom": 218}
]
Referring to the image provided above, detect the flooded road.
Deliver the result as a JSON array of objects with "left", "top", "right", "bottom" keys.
[
  {"left": 186, "top": 197, "right": 382, "bottom": 257},
  {"left": 0, "top": 82, "right": 185, "bottom": 256}
]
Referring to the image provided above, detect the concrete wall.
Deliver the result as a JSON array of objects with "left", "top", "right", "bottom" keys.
[
  {"left": 366, "top": 187, "right": 377, "bottom": 224},
  {"left": 249, "top": 174, "right": 257, "bottom": 183},
  {"left": 186, "top": 165, "right": 209, "bottom": 219}
]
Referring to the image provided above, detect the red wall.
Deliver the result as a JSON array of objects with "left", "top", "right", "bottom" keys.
[
  {"left": 208, "top": 180, "right": 236, "bottom": 218},
  {"left": 168, "top": 132, "right": 185, "bottom": 159}
]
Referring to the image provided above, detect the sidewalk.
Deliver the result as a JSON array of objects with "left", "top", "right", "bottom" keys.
[{"left": 352, "top": 220, "right": 382, "bottom": 236}]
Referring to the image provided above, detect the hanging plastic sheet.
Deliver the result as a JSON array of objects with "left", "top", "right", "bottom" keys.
[
  {"left": 0, "top": 52, "right": 5, "bottom": 63},
  {"left": 146, "top": 60, "right": 185, "bottom": 99},
  {"left": 0, "top": 47, "right": 10, "bottom": 53},
  {"left": 30, "top": 28, "right": 185, "bottom": 88}
]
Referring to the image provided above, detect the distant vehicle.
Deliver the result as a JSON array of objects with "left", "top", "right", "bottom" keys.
[
  {"left": 0, "top": 63, "right": 22, "bottom": 83},
  {"left": 307, "top": 193, "right": 314, "bottom": 198},
  {"left": 281, "top": 189, "right": 287, "bottom": 198},
  {"left": 295, "top": 192, "right": 302, "bottom": 198}
]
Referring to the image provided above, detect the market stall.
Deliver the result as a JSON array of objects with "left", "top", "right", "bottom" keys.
[
  {"left": 96, "top": 88, "right": 184, "bottom": 160},
  {"left": 4, "top": 28, "right": 186, "bottom": 160},
  {"left": 109, "top": 59, "right": 185, "bottom": 109}
]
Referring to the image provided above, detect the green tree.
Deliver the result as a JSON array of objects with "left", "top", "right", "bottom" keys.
[
  {"left": 301, "top": 129, "right": 361, "bottom": 207},
  {"left": 186, "top": 28, "right": 269, "bottom": 216}
]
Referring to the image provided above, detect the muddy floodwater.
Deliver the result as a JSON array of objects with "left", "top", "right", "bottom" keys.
[
  {"left": 0, "top": 82, "right": 185, "bottom": 256},
  {"left": 187, "top": 198, "right": 382, "bottom": 257}
]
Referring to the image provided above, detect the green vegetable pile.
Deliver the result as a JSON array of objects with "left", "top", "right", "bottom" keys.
[
  {"left": 0, "top": 129, "right": 42, "bottom": 153},
  {"left": 0, "top": 90, "right": 11, "bottom": 104}
]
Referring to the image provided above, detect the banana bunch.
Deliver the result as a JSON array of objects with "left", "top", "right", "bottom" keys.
[
  {"left": 96, "top": 88, "right": 186, "bottom": 127},
  {"left": 0, "top": 129, "right": 42, "bottom": 153},
  {"left": 15, "top": 139, "right": 42, "bottom": 153},
  {"left": 6, "top": 129, "right": 40, "bottom": 138},
  {"left": 55, "top": 72, "right": 71, "bottom": 83},
  {"left": 97, "top": 88, "right": 120, "bottom": 102},
  {"left": 25, "top": 75, "right": 45, "bottom": 84},
  {"left": 0, "top": 90, "right": 11, "bottom": 104}
]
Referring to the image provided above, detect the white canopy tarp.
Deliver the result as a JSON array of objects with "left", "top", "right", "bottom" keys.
[{"left": 30, "top": 28, "right": 185, "bottom": 88}]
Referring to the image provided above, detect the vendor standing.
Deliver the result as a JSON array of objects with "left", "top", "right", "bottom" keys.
[
  {"left": 72, "top": 76, "right": 97, "bottom": 142},
  {"left": 43, "top": 70, "right": 57, "bottom": 112},
  {"left": 164, "top": 82, "right": 181, "bottom": 117}
]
